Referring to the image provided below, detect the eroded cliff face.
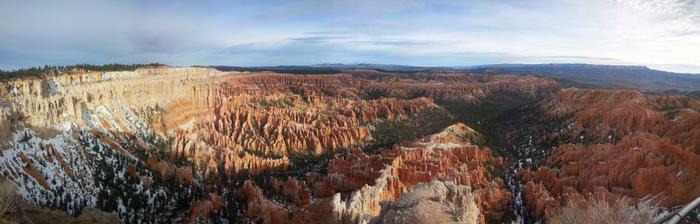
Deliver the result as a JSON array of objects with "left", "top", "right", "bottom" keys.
[
  {"left": 328, "top": 124, "right": 510, "bottom": 224},
  {"left": 235, "top": 123, "right": 511, "bottom": 224},
  {"left": 0, "top": 67, "right": 560, "bottom": 223},
  {"left": 520, "top": 88, "right": 700, "bottom": 219},
  {"left": 0, "top": 67, "right": 219, "bottom": 131},
  {"left": 158, "top": 74, "right": 445, "bottom": 177},
  {"left": 0, "top": 67, "right": 224, "bottom": 220}
]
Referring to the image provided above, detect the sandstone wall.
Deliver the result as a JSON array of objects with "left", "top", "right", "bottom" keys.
[{"left": 0, "top": 67, "right": 222, "bottom": 132}]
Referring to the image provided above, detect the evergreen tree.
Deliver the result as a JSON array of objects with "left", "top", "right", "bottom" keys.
[{"left": 0, "top": 63, "right": 165, "bottom": 79}]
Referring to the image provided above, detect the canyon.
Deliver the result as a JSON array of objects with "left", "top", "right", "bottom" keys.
[
  {"left": 520, "top": 88, "right": 700, "bottom": 219},
  {"left": 0, "top": 66, "right": 698, "bottom": 223}
]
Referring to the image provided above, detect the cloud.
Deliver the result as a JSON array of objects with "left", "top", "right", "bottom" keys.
[
  {"left": 617, "top": 0, "right": 700, "bottom": 20},
  {"left": 288, "top": 35, "right": 354, "bottom": 44},
  {"left": 650, "top": 64, "right": 700, "bottom": 74},
  {"left": 616, "top": 0, "right": 700, "bottom": 36},
  {"left": 0, "top": 1, "right": 698, "bottom": 73},
  {"left": 253, "top": 0, "right": 430, "bottom": 20}
]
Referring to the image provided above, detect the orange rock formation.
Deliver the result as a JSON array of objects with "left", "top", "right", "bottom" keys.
[
  {"left": 522, "top": 88, "right": 700, "bottom": 219},
  {"left": 0, "top": 67, "right": 559, "bottom": 222},
  {"left": 327, "top": 124, "right": 510, "bottom": 223},
  {"left": 236, "top": 123, "right": 511, "bottom": 224}
]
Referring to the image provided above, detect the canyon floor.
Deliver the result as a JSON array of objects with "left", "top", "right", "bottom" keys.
[{"left": 0, "top": 66, "right": 698, "bottom": 224}]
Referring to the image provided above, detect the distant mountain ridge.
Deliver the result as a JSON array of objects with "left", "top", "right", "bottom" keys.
[
  {"left": 213, "top": 63, "right": 700, "bottom": 93},
  {"left": 460, "top": 63, "right": 652, "bottom": 70},
  {"left": 211, "top": 63, "right": 447, "bottom": 74},
  {"left": 460, "top": 63, "right": 700, "bottom": 92}
]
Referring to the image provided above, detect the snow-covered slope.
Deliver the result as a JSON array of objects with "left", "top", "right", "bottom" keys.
[{"left": 0, "top": 67, "right": 229, "bottom": 223}]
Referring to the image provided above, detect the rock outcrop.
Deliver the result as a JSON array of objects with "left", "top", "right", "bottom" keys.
[
  {"left": 372, "top": 181, "right": 480, "bottom": 224},
  {"left": 186, "top": 193, "right": 224, "bottom": 223},
  {"left": 327, "top": 124, "right": 510, "bottom": 224},
  {"left": 234, "top": 123, "right": 509, "bottom": 224},
  {"left": 235, "top": 180, "right": 334, "bottom": 224}
]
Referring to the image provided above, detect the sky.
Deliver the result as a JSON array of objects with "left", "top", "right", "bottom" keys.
[{"left": 1, "top": 0, "right": 699, "bottom": 73}]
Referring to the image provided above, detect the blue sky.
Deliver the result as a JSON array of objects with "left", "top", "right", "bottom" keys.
[{"left": 1, "top": 0, "right": 699, "bottom": 73}]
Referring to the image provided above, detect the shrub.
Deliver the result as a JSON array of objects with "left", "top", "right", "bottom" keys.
[
  {"left": 546, "top": 198, "right": 665, "bottom": 224},
  {"left": 0, "top": 178, "right": 18, "bottom": 217}
]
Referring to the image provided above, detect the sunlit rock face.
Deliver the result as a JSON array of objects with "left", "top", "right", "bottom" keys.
[
  {"left": 0, "top": 67, "right": 561, "bottom": 223},
  {"left": 373, "top": 181, "right": 480, "bottom": 224},
  {"left": 234, "top": 123, "right": 510, "bottom": 224},
  {"left": 0, "top": 67, "right": 222, "bottom": 220},
  {"left": 521, "top": 88, "right": 700, "bottom": 219},
  {"left": 326, "top": 124, "right": 510, "bottom": 224},
  {"left": 160, "top": 74, "right": 444, "bottom": 177}
]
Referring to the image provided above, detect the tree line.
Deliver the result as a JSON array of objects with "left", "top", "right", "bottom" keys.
[{"left": 0, "top": 63, "right": 165, "bottom": 79}]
